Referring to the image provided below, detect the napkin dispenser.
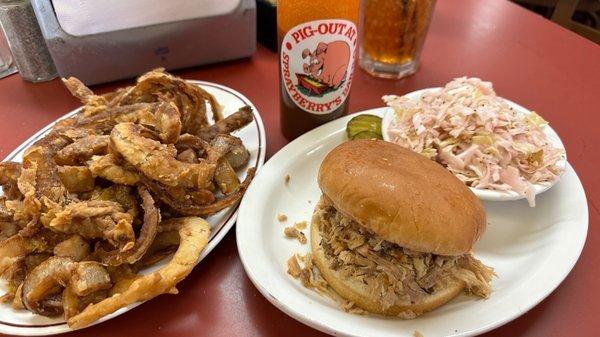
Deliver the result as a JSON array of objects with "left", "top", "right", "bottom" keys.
[{"left": 31, "top": 0, "right": 256, "bottom": 85}]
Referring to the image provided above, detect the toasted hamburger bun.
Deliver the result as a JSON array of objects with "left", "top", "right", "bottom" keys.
[
  {"left": 318, "top": 139, "right": 486, "bottom": 256},
  {"left": 311, "top": 212, "right": 465, "bottom": 317}
]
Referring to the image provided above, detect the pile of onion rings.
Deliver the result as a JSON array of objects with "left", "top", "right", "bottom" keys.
[{"left": 0, "top": 69, "right": 255, "bottom": 327}]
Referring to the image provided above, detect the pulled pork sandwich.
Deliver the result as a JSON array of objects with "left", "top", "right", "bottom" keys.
[{"left": 309, "top": 139, "right": 494, "bottom": 318}]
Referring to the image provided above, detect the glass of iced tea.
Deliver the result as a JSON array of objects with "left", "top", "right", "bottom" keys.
[{"left": 359, "top": 0, "right": 436, "bottom": 79}]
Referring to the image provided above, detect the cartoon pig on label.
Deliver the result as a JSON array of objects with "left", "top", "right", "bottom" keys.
[{"left": 302, "top": 40, "right": 350, "bottom": 89}]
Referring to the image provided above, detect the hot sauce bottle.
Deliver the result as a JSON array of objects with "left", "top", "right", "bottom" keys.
[{"left": 278, "top": 0, "right": 360, "bottom": 139}]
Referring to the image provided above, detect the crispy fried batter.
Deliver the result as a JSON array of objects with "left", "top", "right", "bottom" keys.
[
  {"left": 176, "top": 148, "right": 198, "bottom": 163},
  {"left": 138, "top": 175, "right": 218, "bottom": 214},
  {"left": 175, "top": 133, "right": 210, "bottom": 153},
  {"left": 197, "top": 105, "right": 254, "bottom": 141},
  {"left": 0, "top": 162, "right": 22, "bottom": 200},
  {"left": 122, "top": 186, "right": 160, "bottom": 263},
  {"left": 0, "top": 198, "right": 12, "bottom": 220},
  {"left": 46, "top": 200, "right": 134, "bottom": 251},
  {"left": 211, "top": 134, "right": 250, "bottom": 169},
  {"left": 114, "top": 102, "right": 182, "bottom": 144},
  {"left": 0, "top": 231, "right": 62, "bottom": 275},
  {"left": 104, "top": 86, "right": 133, "bottom": 106},
  {"left": 143, "top": 168, "right": 255, "bottom": 216},
  {"left": 22, "top": 257, "right": 110, "bottom": 316},
  {"left": 70, "top": 262, "right": 112, "bottom": 296},
  {"left": 20, "top": 145, "right": 68, "bottom": 218},
  {"left": 224, "top": 142, "right": 250, "bottom": 169},
  {"left": 214, "top": 159, "right": 240, "bottom": 195},
  {"left": 153, "top": 102, "right": 182, "bottom": 144},
  {"left": 90, "top": 185, "right": 140, "bottom": 220},
  {"left": 32, "top": 128, "right": 74, "bottom": 155},
  {"left": 114, "top": 68, "right": 222, "bottom": 133},
  {"left": 88, "top": 154, "right": 141, "bottom": 185},
  {"left": 16, "top": 160, "right": 41, "bottom": 217},
  {"left": 53, "top": 235, "right": 90, "bottom": 261},
  {"left": 68, "top": 217, "right": 210, "bottom": 328},
  {"left": 0, "top": 235, "right": 27, "bottom": 275},
  {"left": 62, "top": 77, "right": 108, "bottom": 116},
  {"left": 57, "top": 166, "right": 95, "bottom": 192},
  {"left": 1, "top": 69, "right": 255, "bottom": 327},
  {"left": 55, "top": 135, "right": 109, "bottom": 165},
  {"left": 111, "top": 123, "right": 216, "bottom": 188},
  {"left": 62, "top": 286, "right": 79, "bottom": 319},
  {"left": 61, "top": 78, "right": 100, "bottom": 105},
  {"left": 3, "top": 199, "right": 29, "bottom": 222},
  {"left": 0, "top": 220, "right": 20, "bottom": 240},
  {"left": 96, "top": 186, "right": 160, "bottom": 266},
  {"left": 18, "top": 217, "right": 41, "bottom": 238}
]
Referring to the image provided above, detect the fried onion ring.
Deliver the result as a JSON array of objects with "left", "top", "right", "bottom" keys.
[
  {"left": 114, "top": 102, "right": 182, "bottom": 144},
  {"left": 143, "top": 168, "right": 255, "bottom": 217},
  {"left": 53, "top": 235, "right": 90, "bottom": 262},
  {"left": 23, "top": 147, "right": 67, "bottom": 201},
  {"left": 114, "top": 68, "right": 221, "bottom": 133},
  {"left": 90, "top": 185, "right": 140, "bottom": 220},
  {"left": 96, "top": 186, "right": 160, "bottom": 266},
  {"left": 111, "top": 123, "right": 216, "bottom": 188},
  {"left": 22, "top": 257, "right": 111, "bottom": 316},
  {"left": 0, "top": 235, "right": 27, "bottom": 275},
  {"left": 196, "top": 105, "right": 254, "bottom": 141},
  {"left": 88, "top": 154, "right": 141, "bottom": 186},
  {"left": 19, "top": 145, "right": 69, "bottom": 219},
  {"left": 57, "top": 166, "right": 95, "bottom": 193},
  {"left": 61, "top": 77, "right": 107, "bottom": 117},
  {"left": 176, "top": 148, "right": 198, "bottom": 163},
  {"left": 55, "top": 135, "right": 109, "bottom": 166},
  {"left": 2, "top": 69, "right": 256, "bottom": 326},
  {"left": 0, "top": 162, "right": 22, "bottom": 200},
  {"left": 0, "top": 230, "right": 64, "bottom": 275},
  {"left": 68, "top": 217, "right": 210, "bottom": 328},
  {"left": 46, "top": 200, "right": 134, "bottom": 251},
  {"left": 214, "top": 159, "right": 240, "bottom": 195}
]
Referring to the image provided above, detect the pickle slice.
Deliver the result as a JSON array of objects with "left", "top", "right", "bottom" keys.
[
  {"left": 346, "top": 114, "right": 383, "bottom": 140},
  {"left": 352, "top": 131, "right": 382, "bottom": 140}
]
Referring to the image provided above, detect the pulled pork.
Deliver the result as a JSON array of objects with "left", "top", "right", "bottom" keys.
[
  {"left": 284, "top": 227, "right": 307, "bottom": 244},
  {"left": 294, "top": 196, "right": 494, "bottom": 314},
  {"left": 287, "top": 253, "right": 366, "bottom": 314}
]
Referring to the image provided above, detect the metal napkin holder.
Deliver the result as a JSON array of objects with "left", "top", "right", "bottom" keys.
[{"left": 31, "top": 0, "right": 256, "bottom": 85}]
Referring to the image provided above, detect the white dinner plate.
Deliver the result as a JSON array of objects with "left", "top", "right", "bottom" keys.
[
  {"left": 236, "top": 110, "right": 587, "bottom": 337},
  {"left": 381, "top": 88, "right": 567, "bottom": 203},
  {"left": 0, "top": 81, "right": 266, "bottom": 336}
]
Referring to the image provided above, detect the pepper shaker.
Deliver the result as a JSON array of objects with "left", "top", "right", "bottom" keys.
[
  {"left": 0, "top": 26, "right": 16, "bottom": 78},
  {"left": 0, "top": 0, "right": 57, "bottom": 82}
]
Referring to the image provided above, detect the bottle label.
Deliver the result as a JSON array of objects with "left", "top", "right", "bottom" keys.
[{"left": 280, "top": 19, "right": 358, "bottom": 115}]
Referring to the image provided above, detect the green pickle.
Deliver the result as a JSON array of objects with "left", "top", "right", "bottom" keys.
[
  {"left": 352, "top": 131, "right": 381, "bottom": 139},
  {"left": 346, "top": 114, "right": 383, "bottom": 140}
]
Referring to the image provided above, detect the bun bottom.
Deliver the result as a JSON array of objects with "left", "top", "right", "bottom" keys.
[{"left": 310, "top": 213, "right": 465, "bottom": 317}]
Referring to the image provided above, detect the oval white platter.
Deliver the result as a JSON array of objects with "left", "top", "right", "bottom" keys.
[
  {"left": 237, "top": 109, "right": 587, "bottom": 337},
  {"left": 381, "top": 88, "right": 567, "bottom": 202},
  {"left": 0, "top": 81, "right": 266, "bottom": 336}
]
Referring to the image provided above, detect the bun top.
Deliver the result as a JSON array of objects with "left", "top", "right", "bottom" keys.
[{"left": 318, "top": 139, "right": 486, "bottom": 256}]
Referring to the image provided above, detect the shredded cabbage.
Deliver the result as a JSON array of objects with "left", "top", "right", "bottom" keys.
[{"left": 384, "top": 77, "right": 565, "bottom": 207}]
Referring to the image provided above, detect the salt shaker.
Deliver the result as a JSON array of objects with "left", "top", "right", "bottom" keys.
[{"left": 0, "top": 0, "right": 57, "bottom": 82}]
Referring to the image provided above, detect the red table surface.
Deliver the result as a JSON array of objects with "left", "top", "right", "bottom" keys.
[{"left": 1, "top": 0, "right": 599, "bottom": 336}]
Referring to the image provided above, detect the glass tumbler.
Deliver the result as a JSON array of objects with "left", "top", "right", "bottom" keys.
[
  {"left": 359, "top": 0, "right": 436, "bottom": 79},
  {"left": 0, "top": 27, "right": 16, "bottom": 78}
]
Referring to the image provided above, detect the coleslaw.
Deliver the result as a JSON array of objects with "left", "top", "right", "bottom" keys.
[{"left": 383, "top": 77, "right": 565, "bottom": 206}]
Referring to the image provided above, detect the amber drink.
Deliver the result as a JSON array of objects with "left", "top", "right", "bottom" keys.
[
  {"left": 278, "top": 0, "right": 360, "bottom": 140},
  {"left": 359, "top": 0, "right": 436, "bottom": 79}
]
